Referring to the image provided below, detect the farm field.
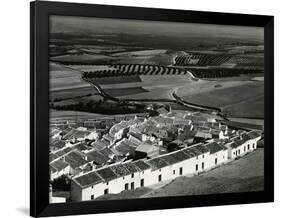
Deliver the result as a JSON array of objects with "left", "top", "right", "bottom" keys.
[
  {"left": 103, "top": 87, "right": 148, "bottom": 97},
  {"left": 91, "top": 76, "right": 142, "bottom": 85},
  {"left": 49, "top": 109, "right": 104, "bottom": 119},
  {"left": 147, "top": 148, "right": 264, "bottom": 198},
  {"left": 50, "top": 48, "right": 177, "bottom": 66},
  {"left": 50, "top": 54, "right": 116, "bottom": 64},
  {"left": 181, "top": 81, "right": 264, "bottom": 118},
  {"left": 50, "top": 62, "right": 89, "bottom": 91},
  {"left": 223, "top": 95, "right": 264, "bottom": 118},
  {"left": 98, "top": 75, "right": 194, "bottom": 100},
  {"left": 228, "top": 117, "right": 264, "bottom": 126},
  {"left": 50, "top": 86, "right": 98, "bottom": 101},
  {"left": 68, "top": 64, "right": 116, "bottom": 72},
  {"left": 50, "top": 60, "right": 263, "bottom": 119},
  {"left": 112, "top": 49, "right": 176, "bottom": 65}
]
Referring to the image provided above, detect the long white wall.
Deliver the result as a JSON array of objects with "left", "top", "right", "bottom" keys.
[
  {"left": 72, "top": 136, "right": 260, "bottom": 202},
  {"left": 72, "top": 150, "right": 223, "bottom": 201}
]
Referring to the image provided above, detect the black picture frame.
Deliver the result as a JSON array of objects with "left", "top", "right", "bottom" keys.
[{"left": 30, "top": 1, "right": 274, "bottom": 217}]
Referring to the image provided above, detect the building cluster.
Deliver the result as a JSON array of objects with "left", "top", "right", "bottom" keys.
[{"left": 49, "top": 110, "right": 262, "bottom": 202}]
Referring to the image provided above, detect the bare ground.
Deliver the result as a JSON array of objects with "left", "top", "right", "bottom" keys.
[{"left": 145, "top": 148, "right": 264, "bottom": 198}]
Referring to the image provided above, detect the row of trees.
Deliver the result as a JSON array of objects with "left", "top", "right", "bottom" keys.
[
  {"left": 83, "top": 64, "right": 189, "bottom": 78},
  {"left": 82, "top": 63, "right": 263, "bottom": 80},
  {"left": 189, "top": 68, "right": 264, "bottom": 78},
  {"left": 174, "top": 53, "right": 232, "bottom": 66}
]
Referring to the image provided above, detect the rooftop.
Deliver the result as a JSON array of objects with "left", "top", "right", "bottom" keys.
[
  {"left": 133, "top": 160, "right": 151, "bottom": 171},
  {"left": 65, "top": 151, "right": 88, "bottom": 169},
  {"left": 96, "top": 167, "right": 117, "bottom": 182},
  {"left": 63, "top": 129, "right": 90, "bottom": 140},
  {"left": 247, "top": 130, "right": 261, "bottom": 139},
  {"left": 110, "top": 164, "right": 131, "bottom": 177},
  {"left": 135, "top": 142, "right": 158, "bottom": 154},
  {"left": 86, "top": 150, "right": 110, "bottom": 165},
  {"left": 74, "top": 171, "right": 103, "bottom": 188},
  {"left": 49, "top": 153, "right": 59, "bottom": 162},
  {"left": 50, "top": 159, "right": 69, "bottom": 172},
  {"left": 147, "top": 157, "right": 169, "bottom": 170},
  {"left": 205, "top": 142, "right": 226, "bottom": 154},
  {"left": 54, "top": 146, "right": 72, "bottom": 157},
  {"left": 91, "top": 139, "right": 108, "bottom": 151}
]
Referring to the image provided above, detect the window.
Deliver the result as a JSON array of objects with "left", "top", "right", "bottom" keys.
[
  {"left": 196, "top": 156, "right": 198, "bottom": 160},
  {"left": 215, "top": 158, "right": 218, "bottom": 165},
  {"left": 91, "top": 186, "right": 94, "bottom": 189},
  {"left": 247, "top": 144, "right": 250, "bottom": 150},
  {"left": 195, "top": 164, "right": 198, "bottom": 171},
  {"left": 131, "top": 182, "right": 134, "bottom": 190},
  {"left": 91, "top": 195, "right": 95, "bottom": 200},
  {"left": 159, "top": 169, "right": 161, "bottom": 172},
  {"left": 123, "top": 177, "right": 125, "bottom": 180},
  {"left": 158, "top": 174, "right": 162, "bottom": 182},
  {"left": 202, "top": 155, "right": 204, "bottom": 158},
  {"left": 179, "top": 167, "right": 183, "bottom": 175},
  {"left": 173, "top": 170, "right": 175, "bottom": 175},
  {"left": 202, "top": 162, "right": 204, "bottom": 170},
  {"left": 140, "top": 179, "right": 144, "bottom": 187},
  {"left": 125, "top": 183, "right": 129, "bottom": 190},
  {"left": 104, "top": 189, "right": 108, "bottom": 195},
  {"left": 106, "top": 182, "right": 109, "bottom": 185},
  {"left": 131, "top": 173, "right": 134, "bottom": 178},
  {"left": 244, "top": 146, "right": 246, "bottom": 152},
  {"left": 253, "top": 143, "right": 255, "bottom": 149},
  {"left": 142, "top": 171, "right": 144, "bottom": 174}
]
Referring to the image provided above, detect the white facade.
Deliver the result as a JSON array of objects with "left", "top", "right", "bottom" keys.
[
  {"left": 50, "top": 165, "right": 70, "bottom": 181},
  {"left": 225, "top": 133, "right": 261, "bottom": 160},
  {"left": 72, "top": 166, "right": 152, "bottom": 201},
  {"left": 71, "top": 132, "right": 262, "bottom": 202}
]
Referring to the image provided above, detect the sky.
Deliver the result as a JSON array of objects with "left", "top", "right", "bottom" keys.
[{"left": 50, "top": 15, "right": 264, "bottom": 41}]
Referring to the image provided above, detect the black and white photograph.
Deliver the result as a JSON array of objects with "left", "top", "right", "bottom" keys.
[{"left": 48, "top": 15, "right": 264, "bottom": 203}]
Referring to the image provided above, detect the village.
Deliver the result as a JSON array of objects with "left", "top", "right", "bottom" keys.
[{"left": 49, "top": 109, "right": 262, "bottom": 203}]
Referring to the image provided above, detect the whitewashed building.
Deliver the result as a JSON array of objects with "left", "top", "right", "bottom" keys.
[
  {"left": 50, "top": 159, "right": 70, "bottom": 181},
  {"left": 71, "top": 160, "right": 151, "bottom": 201},
  {"left": 225, "top": 131, "right": 261, "bottom": 159},
  {"left": 70, "top": 131, "right": 262, "bottom": 201},
  {"left": 71, "top": 143, "right": 217, "bottom": 201},
  {"left": 204, "top": 141, "right": 228, "bottom": 168}
]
